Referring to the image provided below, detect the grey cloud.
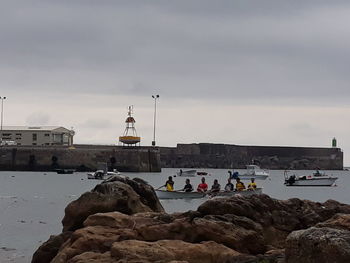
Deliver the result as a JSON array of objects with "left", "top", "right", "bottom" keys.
[
  {"left": 0, "top": 1, "right": 350, "bottom": 101},
  {"left": 25, "top": 112, "right": 50, "bottom": 125}
]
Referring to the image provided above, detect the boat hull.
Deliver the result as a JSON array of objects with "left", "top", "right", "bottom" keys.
[
  {"left": 156, "top": 190, "right": 206, "bottom": 199},
  {"left": 285, "top": 177, "right": 337, "bottom": 186},
  {"left": 176, "top": 170, "right": 197, "bottom": 177}
]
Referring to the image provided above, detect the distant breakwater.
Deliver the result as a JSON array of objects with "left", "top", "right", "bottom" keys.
[
  {"left": 160, "top": 143, "right": 343, "bottom": 170},
  {"left": 0, "top": 143, "right": 343, "bottom": 172}
]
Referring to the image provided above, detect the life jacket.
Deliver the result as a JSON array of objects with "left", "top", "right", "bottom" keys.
[
  {"left": 248, "top": 182, "right": 257, "bottom": 189},
  {"left": 166, "top": 183, "right": 174, "bottom": 191},
  {"left": 236, "top": 182, "right": 245, "bottom": 191}
]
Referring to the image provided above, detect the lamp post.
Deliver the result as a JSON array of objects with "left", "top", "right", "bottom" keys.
[
  {"left": 0, "top": 96, "right": 6, "bottom": 136},
  {"left": 151, "top": 95, "right": 159, "bottom": 146}
]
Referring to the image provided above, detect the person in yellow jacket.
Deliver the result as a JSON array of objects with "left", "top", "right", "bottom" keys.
[
  {"left": 248, "top": 178, "right": 257, "bottom": 190},
  {"left": 164, "top": 176, "right": 174, "bottom": 191},
  {"left": 235, "top": 178, "right": 245, "bottom": 191}
]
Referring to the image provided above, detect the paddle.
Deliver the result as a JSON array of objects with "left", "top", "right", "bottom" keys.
[{"left": 155, "top": 185, "right": 165, "bottom": 190}]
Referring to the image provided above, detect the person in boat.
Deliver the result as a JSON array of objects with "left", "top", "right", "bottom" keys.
[
  {"left": 164, "top": 176, "right": 174, "bottom": 191},
  {"left": 228, "top": 170, "right": 239, "bottom": 180},
  {"left": 248, "top": 178, "right": 257, "bottom": 190},
  {"left": 224, "top": 178, "right": 234, "bottom": 191},
  {"left": 314, "top": 170, "right": 321, "bottom": 176},
  {"left": 182, "top": 179, "right": 193, "bottom": 192},
  {"left": 179, "top": 169, "right": 183, "bottom": 176},
  {"left": 197, "top": 177, "right": 208, "bottom": 192},
  {"left": 210, "top": 179, "right": 221, "bottom": 193},
  {"left": 235, "top": 178, "right": 246, "bottom": 191}
]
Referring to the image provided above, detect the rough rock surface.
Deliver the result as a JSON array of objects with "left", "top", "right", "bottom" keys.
[
  {"left": 285, "top": 214, "right": 350, "bottom": 263},
  {"left": 33, "top": 178, "right": 350, "bottom": 263},
  {"left": 62, "top": 176, "right": 164, "bottom": 232}
]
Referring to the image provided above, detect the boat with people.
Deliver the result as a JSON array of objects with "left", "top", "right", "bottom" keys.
[
  {"left": 176, "top": 169, "right": 197, "bottom": 177},
  {"left": 284, "top": 170, "right": 338, "bottom": 186},
  {"left": 87, "top": 170, "right": 121, "bottom": 180},
  {"left": 229, "top": 165, "right": 269, "bottom": 180}
]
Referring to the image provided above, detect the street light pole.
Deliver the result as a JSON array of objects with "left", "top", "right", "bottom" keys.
[
  {"left": 0, "top": 96, "right": 6, "bottom": 136},
  {"left": 151, "top": 95, "right": 159, "bottom": 146}
]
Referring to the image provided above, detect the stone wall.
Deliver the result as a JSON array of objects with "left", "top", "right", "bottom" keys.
[
  {"left": 0, "top": 145, "right": 161, "bottom": 172},
  {"left": 160, "top": 143, "right": 343, "bottom": 170}
]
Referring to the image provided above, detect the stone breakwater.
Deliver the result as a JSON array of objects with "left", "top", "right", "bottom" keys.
[{"left": 32, "top": 176, "right": 350, "bottom": 263}]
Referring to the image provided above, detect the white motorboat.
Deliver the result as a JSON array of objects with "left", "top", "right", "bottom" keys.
[
  {"left": 176, "top": 169, "right": 197, "bottom": 177},
  {"left": 155, "top": 190, "right": 206, "bottom": 199},
  {"left": 229, "top": 165, "right": 269, "bottom": 180},
  {"left": 87, "top": 170, "right": 121, "bottom": 180},
  {"left": 210, "top": 188, "right": 263, "bottom": 198},
  {"left": 284, "top": 171, "right": 338, "bottom": 186}
]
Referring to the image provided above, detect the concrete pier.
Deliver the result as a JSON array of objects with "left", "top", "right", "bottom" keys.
[{"left": 0, "top": 145, "right": 161, "bottom": 172}]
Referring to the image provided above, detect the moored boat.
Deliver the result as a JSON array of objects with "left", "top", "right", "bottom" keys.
[
  {"left": 176, "top": 169, "right": 197, "bottom": 177},
  {"left": 229, "top": 165, "right": 269, "bottom": 180},
  {"left": 155, "top": 190, "right": 206, "bottom": 199},
  {"left": 197, "top": 171, "right": 211, "bottom": 176},
  {"left": 240, "top": 165, "right": 269, "bottom": 180},
  {"left": 284, "top": 171, "right": 338, "bottom": 186},
  {"left": 55, "top": 169, "right": 75, "bottom": 174},
  {"left": 87, "top": 170, "right": 121, "bottom": 180}
]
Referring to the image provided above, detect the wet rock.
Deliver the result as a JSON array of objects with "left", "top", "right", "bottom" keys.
[{"left": 62, "top": 176, "right": 164, "bottom": 231}]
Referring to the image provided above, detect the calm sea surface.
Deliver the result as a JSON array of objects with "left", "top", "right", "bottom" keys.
[{"left": 1, "top": 168, "right": 349, "bottom": 262}]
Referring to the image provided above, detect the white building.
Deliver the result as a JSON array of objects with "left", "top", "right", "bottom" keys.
[{"left": 0, "top": 126, "right": 75, "bottom": 146}]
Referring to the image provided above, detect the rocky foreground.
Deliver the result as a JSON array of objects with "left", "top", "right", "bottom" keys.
[{"left": 32, "top": 176, "right": 350, "bottom": 263}]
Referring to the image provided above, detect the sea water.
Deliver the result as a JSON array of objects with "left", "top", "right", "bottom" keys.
[{"left": 0, "top": 168, "right": 349, "bottom": 262}]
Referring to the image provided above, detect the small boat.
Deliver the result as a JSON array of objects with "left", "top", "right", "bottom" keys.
[
  {"left": 155, "top": 190, "right": 206, "bottom": 199},
  {"left": 197, "top": 171, "right": 211, "bottom": 176},
  {"left": 233, "top": 165, "right": 269, "bottom": 180},
  {"left": 210, "top": 188, "right": 263, "bottom": 198},
  {"left": 55, "top": 169, "right": 75, "bottom": 174},
  {"left": 87, "top": 170, "right": 121, "bottom": 180},
  {"left": 284, "top": 171, "right": 338, "bottom": 186},
  {"left": 176, "top": 169, "right": 197, "bottom": 177}
]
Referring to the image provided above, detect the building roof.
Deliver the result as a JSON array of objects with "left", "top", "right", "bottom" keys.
[{"left": 1, "top": 126, "right": 71, "bottom": 132}]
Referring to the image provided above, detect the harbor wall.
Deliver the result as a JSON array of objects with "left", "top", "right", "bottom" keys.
[
  {"left": 0, "top": 145, "right": 161, "bottom": 172},
  {"left": 160, "top": 143, "right": 343, "bottom": 170},
  {"left": 0, "top": 143, "right": 343, "bottom": 172}
]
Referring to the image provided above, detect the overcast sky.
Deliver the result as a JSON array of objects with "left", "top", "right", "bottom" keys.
[{"left": 1, "top": 1, "right": 350, "bottom": 164}]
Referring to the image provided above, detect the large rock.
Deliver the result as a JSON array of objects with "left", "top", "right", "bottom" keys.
[
  {"left": 34, "top": 186, "right": 350, "bottom": 263},
  {"left": 31, "top": 232, "right": 72, "bottom": 263},
  {"left": 285, "top": 227, "right": 350, "bottom": 263},
  {"left": 285, "top": 213, "right": 350, "bottom": 263},
  {"left": 62, "top": 176, "right": 164, "bottom": 231}
]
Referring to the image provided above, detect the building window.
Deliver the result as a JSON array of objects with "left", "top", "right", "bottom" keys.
[
  {"left": 2, "top": 133, "right": 12, "bottom": 137},
  {"left": 16, "top": 133, "right": 22, "bottom": 136},
  {"left": 16, "top": 138, "right": 21, "bottom": 140},
  {"left": 45, "top": 133, "right": 50, "bottom": 137},
  {"left": 32, "top": 143, "right": 37, "bottom": 145},
  {"left": 32, "top": 134, "right": 37, "bottom": 141}
]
